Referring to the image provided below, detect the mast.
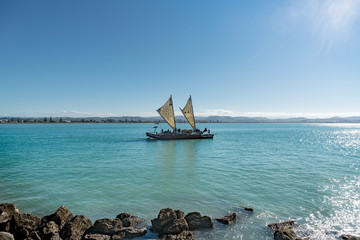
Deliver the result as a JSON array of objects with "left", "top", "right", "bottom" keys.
[
  {"left": 157, "top": 95, "right": 176, "bottom": 131},
  {"left": 180, "top": 95, "right": 196, "bottom": 130}
]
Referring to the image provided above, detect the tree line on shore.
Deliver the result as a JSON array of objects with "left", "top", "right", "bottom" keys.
[
  {"left": 0, "top": 117, "right": 220, "bottom": 124},
  {"left": 2, "top": 115, "right": 360, "bottom": 124}
]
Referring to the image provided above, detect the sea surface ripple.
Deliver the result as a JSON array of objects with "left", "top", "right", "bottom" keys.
[{"left": 0, "top": 123, "right": 359, "bottom": 239}]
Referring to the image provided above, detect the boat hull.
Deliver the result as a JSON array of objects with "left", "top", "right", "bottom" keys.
[{"left": 146, "top": 132, "right": 214, "bottom": 140}]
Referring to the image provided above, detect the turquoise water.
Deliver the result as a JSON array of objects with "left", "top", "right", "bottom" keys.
[{"left": 0, "top": 123, "right": 359, "bottom": 239}]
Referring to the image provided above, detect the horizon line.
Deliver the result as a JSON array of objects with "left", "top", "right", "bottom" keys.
[{"left": 1, "top": 115, "right": 360, "bottom": 120}]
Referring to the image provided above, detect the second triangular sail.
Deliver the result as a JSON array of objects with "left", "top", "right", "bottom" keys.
[{"left": 180, "top": 96, "right": 196, "bottom": 130}]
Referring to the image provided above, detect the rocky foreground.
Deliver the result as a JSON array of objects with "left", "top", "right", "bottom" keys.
[{"left": 1, "top": 203, "right": 359, "bottom": 240}]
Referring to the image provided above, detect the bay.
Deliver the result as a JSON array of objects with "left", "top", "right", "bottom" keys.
[{"left": 0, "top": 123, "right": 359, "bottom": 239}]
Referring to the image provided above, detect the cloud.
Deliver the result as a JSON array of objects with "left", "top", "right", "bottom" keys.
[
  {"left": 288, "top": 0, "right": 360, "bottom": 48},
  {"left": 197, "top": 109, "right": 360, "bottom": 119},
  {"left": 197, "top": 109, "right": 241, "bottom": 117},
  {"left": 52, "top": 110, "right": 117, "bottom": 118},
  {"left": 240, "top": 112, "right": 360, "bottom": 119}
]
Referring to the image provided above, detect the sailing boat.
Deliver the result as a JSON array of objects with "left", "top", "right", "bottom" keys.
[{"left": 146, "top": 95, "right": 214, "bottom": 140}]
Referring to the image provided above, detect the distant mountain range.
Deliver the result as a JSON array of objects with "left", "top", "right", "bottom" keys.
[{"left": 1, "top": 116, "right": 360, "bottom": 123}]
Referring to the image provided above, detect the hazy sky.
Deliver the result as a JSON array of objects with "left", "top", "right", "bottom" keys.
[{"left": 1, "top": 0, "right": 360, "bottom": 118}]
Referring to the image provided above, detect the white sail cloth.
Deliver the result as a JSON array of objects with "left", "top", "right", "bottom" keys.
[
  {"left": 157, "top": 95, "right": 176, "bottom": 131},
  {"left": 180, "top": 96, "right": 196, "bottom": 130}
]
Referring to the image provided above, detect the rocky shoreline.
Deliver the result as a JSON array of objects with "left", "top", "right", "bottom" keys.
[{"left": 1, "top": 203, "right": 359, "bottom": 240}]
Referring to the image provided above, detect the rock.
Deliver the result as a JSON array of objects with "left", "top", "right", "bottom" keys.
[
  {"left": 111, "top": 234, "right": 126, "bottom": 240},
  {"left": 82, "top": 233, "right": 111, "bottom": 240},
  {"left": 28, "top": 231, "right": 42, "bottom": 240},
  {"left": 0, "top": 221, "right": 11, "bottom": 232},
  {"left": 41, "top": 205, "right": 74, "bottom": 230},
  {"left": 163, "top": 218, "right": 189, "bottom": 235},
  {"left": 0, "top": 203, "right": 20, "bottom": 233},
  {"left": 115, "top": 213, "right": 130, "bottom": 221},
  {"left": 161, "top": 230, "right": 196, "bottom": 240},
  {"left": 86, "top": 216, "right": 146, "bottom": 239},
  {"left": 150, "top": 208, "right": 192, "bottom": 237},
  {"left": 49, "top": 234, "right": 62, "bottom": 240},
  {"left": 184, "top": 212, "right": 213, "bottom": 230},
  {"left": 14, "top": 228, "right": 30, "bottom": 239},
  {"left": 150, "top": 208, "right": 180, "bottom": 233},
  {"left": 37, "top": 221, "right": 60, "bottom": 240},
  {"left": 60, "top": 215, "right": 92, "bottom": 240},
  {"left": 11, "top": 213, "right": 41, "bottom": 239},
  {"left": 117, "top": 226, "right": 147, "bottom": 238},
  {"left": 215, "top": 212, "right": 237, "bottom": 224},
  {"left": 86, "top": 218, "right": 122, "bottom": 236},
  {"left": 0, "top": 232, "right": 15, "bottom": 240},
  {"left": 115, "top": 213, "right": 144, "bottom": 227},
  {"left": 174, "top": 210, "right": 185, "bottom": 219},
  {"left": 274, "top": 228, "right": 297, "bottom": 240},
  {"left": 243, "top": 207, "right": 254, "bottom": 212},
  {"left": 12, "top": 213, "right": 41, "bottom": 231},
  {"left": 268, "top": 220, "right": 296, "bottom": 231},
  {"left": 341, "top": 235, "right": 360, "bottom": 240},
  {"left": 0, "top": 203, "right": 20, "bottom": 224}
]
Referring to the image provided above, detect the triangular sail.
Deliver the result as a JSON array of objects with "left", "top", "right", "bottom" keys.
[
  {"left": 157, "top": 95, "right": 176, "bottom": 131},
  {"left": 180, "top": 96, "right": 196, "bottom": 130}
]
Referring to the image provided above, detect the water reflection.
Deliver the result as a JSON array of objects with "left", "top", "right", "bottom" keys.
[
  {"left": 153, "top": 139, "right": 200, "bottom": 179},
  {"left": 301, "top": 176, "right": 360, "bottom": 239},
  {"left": 154, "top": 140, "right": 200, "bottom": 163}
]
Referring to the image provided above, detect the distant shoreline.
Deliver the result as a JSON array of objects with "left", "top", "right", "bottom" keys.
[{"left": 1, "top": 116, "right": 360, "bottom": 124}]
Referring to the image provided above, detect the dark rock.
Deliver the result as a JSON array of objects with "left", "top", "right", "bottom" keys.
[
  {"left": 42, "top": 205, "right": 74, "bottom": 230},
  {"left": 244, "top": 207, "right": 254, "bottom": 212},
  {"left": 0, "top": 203, "right": 19, "bottom": 233},
  {"left": 150, "top": 208, "right": 180, "bottom": 233},
  {"left": 184, "top": 212, "right": 213, "bottom": 230},
  {"left": 0, "top": 203, "right": 20, "bottom": 224},
  {"left": 0, "top": 221, "right": 11, "bottom": 232},
  {"left": 13, "top": 227, "right": 29, "bottom": 239},
  {"left": 86, "top": 218, "right": 122, "bottom": 236},
  {"left": 60, "top": 215, "right": 92, "bottom": 240},
  {"left": 150, "top": 208, "right": 191, "bottom": 237},
  {"left": 82, "top": 233, "right": 111, "bottom": 240},
  {"left": 12, "top": 213, "right": 41, "bottom": 231},
  {"left": 28, "top": 231, "right": 42, "bottom": 240},
  {"left": 115, "top": 213, "right": 131, "bottom": 220},
  {"left": 0, "top": 232, "right": 15, "bottom": 240},
  {"left": 163, "top": 218, "right": 189, "bottom": 235},
  {"left": 274, "top": 228, "right": 297, "bottom": 240},
  {"left": 115, "top": 213, "right": 144, "bottom": 227},
  {"left": 215, "top": 212, "right": 237, "bottom": 225},
  {"left": 175, "top": 210, "right": 185, "bottom": 219},
  {"left": 117, "top": 226, "right": 147, "bottom": 238},
  {"left": 37, "top": 221, "right": 60, "bottom": 240},
  {"left": 11, "top": 213, "right": 41, "bottom": 239},
  {"left": 161, "top": 230, "right": 196, "bottom": 240},
  {"left": 268, "top": 220, "right": 296, "bottom": 231},
  {"left": 113, "top": 214, "right": 147, "bottom": 238},
  {"left": 341, "top": 235, "right": 360, "bottom": 240}
]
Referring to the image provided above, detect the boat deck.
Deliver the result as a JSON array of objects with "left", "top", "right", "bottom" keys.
[{"left": 146, "top": 132, "right": 214, "bottom": 140}]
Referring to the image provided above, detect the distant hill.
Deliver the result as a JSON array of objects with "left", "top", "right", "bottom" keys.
[{"left": 1, "top": 116, "right": 360, "bottom": 123}]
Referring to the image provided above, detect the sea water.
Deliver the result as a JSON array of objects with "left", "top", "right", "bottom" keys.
[{"left": 0, "top": 123, "right": 359, "bottom": 239}]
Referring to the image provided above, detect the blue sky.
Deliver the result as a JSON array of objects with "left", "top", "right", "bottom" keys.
[{"left": 1, "top": 0, "right": 359, "bottom": 118}]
